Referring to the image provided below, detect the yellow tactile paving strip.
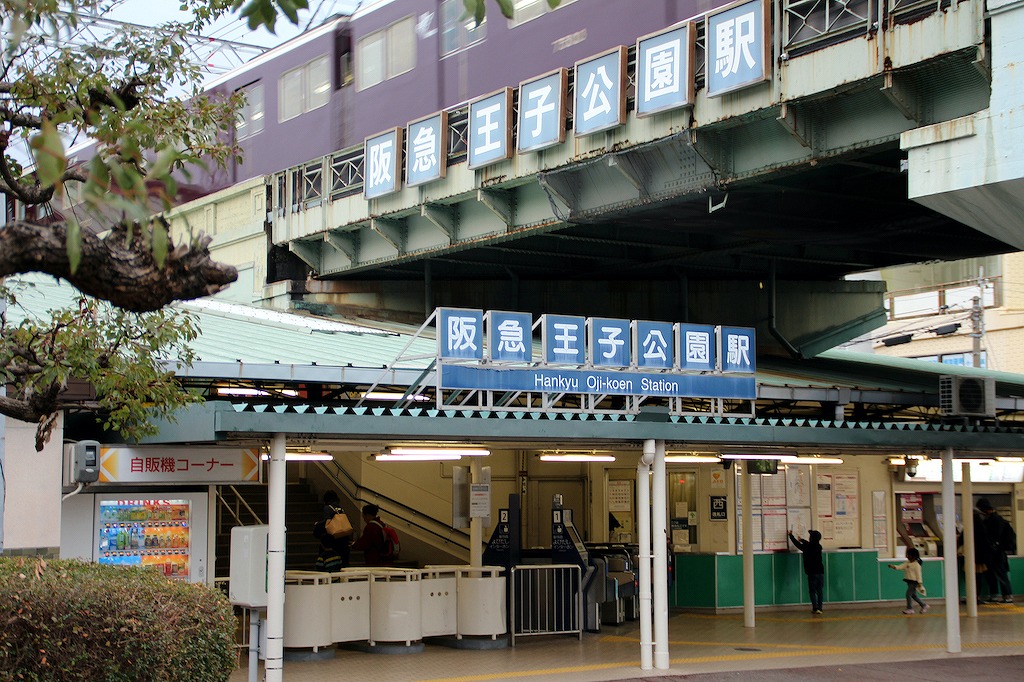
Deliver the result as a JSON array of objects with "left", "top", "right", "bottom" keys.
[{"left": 230, "top": 604, "right": 1024, "bottom": 682}]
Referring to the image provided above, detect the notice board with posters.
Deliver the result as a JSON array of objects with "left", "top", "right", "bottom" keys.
[{"left": 816, "top": 470, "right": 860, "bottom": 547}]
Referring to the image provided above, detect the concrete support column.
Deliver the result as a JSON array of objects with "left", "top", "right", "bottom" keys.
[
  {"left": 942, "top": 447, "right": 961, "bottom": 653},
  {"left": 470, "top": 457, "right": 483, "bottom": 567},
  {"left": 652, "top": 440, "right": 670, "bottom": 669},
  {"left": 265, "top": 434, "right": 287, "bottom": 681},
  {"left": 637, "top": 440, "right": 654, "bottom": 671},
  {"left": 962, "top": 463, "right": 977, "bottom": 617},
  {"left": 741, "top": 463, "right": 755, "bottom": 628}
]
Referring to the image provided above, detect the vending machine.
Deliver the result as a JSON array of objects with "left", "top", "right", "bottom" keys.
[{"left": 90, "top": 492, "right": 210, "bottom": 583}]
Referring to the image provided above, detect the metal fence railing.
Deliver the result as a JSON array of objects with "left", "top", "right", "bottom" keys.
[{"left": 509, "top": 564, "right": 583, "bottom": 646}]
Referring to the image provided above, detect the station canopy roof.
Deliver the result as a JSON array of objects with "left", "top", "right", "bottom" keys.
[{"left": 9, "top": 275, "right": 1024, "bottom": 453}]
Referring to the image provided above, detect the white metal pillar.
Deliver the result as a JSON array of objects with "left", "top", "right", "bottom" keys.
[
  {"left": 470, "top": 458, "right": 483, "bottom": 566},
  {"left": 741, "top": 462, "right": 755, "bottom": 628},
  {"left": 265, "top": 434, "right": 287, "bottom": 681},
  {"left": 941, "top": 447, "right": 961, "bottom": 653},
  {"left": 637, "top": 440, "right": 655, "bottom": 670},
  {"left": 652, "top": 440, "right": 670, "bottom": 669},
  {"left": 962, "top": 463, "right": 977, "bottom": 617}
]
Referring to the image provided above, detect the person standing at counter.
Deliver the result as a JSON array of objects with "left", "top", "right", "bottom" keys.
[
  {"left": 788, "top": 529, "right": 825, "bottom": 614},
  {"left": 978, "top": 498, "right": 1015, "bottom": 603}
]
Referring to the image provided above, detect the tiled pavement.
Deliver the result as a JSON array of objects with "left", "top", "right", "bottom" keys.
[{"left": 230, "top": 601, "right": 1023, "bottom": 681}]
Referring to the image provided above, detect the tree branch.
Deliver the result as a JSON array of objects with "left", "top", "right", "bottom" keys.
[{"left": 0, "top": 220, "right": 238, "bottom": 312}]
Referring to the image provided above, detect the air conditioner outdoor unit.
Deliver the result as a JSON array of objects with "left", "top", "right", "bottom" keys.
[{"left": 939, "top": 375, "right": 996, "bottom": 417}]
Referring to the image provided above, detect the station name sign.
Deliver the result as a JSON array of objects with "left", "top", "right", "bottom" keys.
[{"left": 435, "top": 308, "right": 756, "bottom": 401}]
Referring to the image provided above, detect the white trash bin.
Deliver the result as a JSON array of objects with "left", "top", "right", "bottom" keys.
[
  {"left": 457, "top": 566, "right": 507, "bottom": 637},
  {"left": 368, "top": 568, "right": 422, "bottom": 645},
  {"left": 420, "top": 566, "right": 458, "bottom": 637},
  {"left": 330, "top": 569, "right": 370, "bottom": 643},
  {"left": 283, "top": 571, "right": 333, "bottom": 649}
]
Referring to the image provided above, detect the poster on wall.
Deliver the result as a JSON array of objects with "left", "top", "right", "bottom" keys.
[
  {"left": 737, "top": 509, "right": 763, "bottom": 551},
  {"left": 608, "top": 480, "right": 632, "bottom": 512},
  {"left": 761, "top": 473, "right": 786, "bottom": 506},
  {"left": 816, "top": 471, "right": 860, "bottom": 547},
  {"left": 786, "top": 465, "right": 811, "bottom": 507},
  {"left": 787, "top": 507, "right": 812, "bottom": 539},
  {"left": 872, "top": 489, "right": 888, "bottom": 549},
  {"left": 710, "top": 466, "right": 727, "bottom": 489},
  {"left": 816, "top": 474, "right": 834, "bottom": 517},
  {"left": 762, "top": 508, "right": 789, "bottom": 550}
]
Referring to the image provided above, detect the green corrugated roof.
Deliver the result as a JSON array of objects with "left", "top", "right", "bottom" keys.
[
  {"left": 4, "top": 275, "right": 435, "bottom": 369},
  {"left": 8, "top": 274, "right": 1024, "bottom": 397}
]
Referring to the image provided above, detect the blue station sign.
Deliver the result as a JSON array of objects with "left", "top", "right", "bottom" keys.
[{"left": 435, "top": 307, "right": 756, "bottom": 401}]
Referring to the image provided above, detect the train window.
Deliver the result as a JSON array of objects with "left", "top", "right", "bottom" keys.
[
  {"left": 440, "top": 0, "right": 486, "bottom": 56},
  {"left": 278, "top": 56, "right": 331, "bottom": 122},
  {"left": 236, "top": 83, "right": 264, "bottom": 140},
  {"left": 508, "top": 0, "right": 577, "bottom": 28},
  {"left": 308, "top": 56, "right": 330, "bottom": 110},
  {"left": 357, "top": 16, "right": 416, "bottom": 90}
]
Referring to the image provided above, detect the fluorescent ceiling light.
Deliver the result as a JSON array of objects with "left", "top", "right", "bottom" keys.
[
  {"left": 996, "top": 456, "right": 1024, "bottom": 463},
  {"left": 888, "top": 457, "right": 906, "bottom": 465},
  {"left": 665, "top": 455, "right": 721, "bottom": 463},
  {"left": 387, "top": 447, "right": 490, "bottom": 457},
  {"left": 362, "top": 391, "right": 430, "bottom": 402},
  {"left": 217, "top": 386, "right": 299, "bottom": 397},
  {"left": 260, "top": 453, "right": 333, "bottom": 461},
  {"left": 374, "top": 447, "right": 490, "bottom": 462},
  {"left": 540, "top": 454, "right": 616, "bottom": 462},
  {"left": 720, "top": 453, "right": 791, "bottom": 460},
  {"left": 375, "top": 452, "right": 463, "bottom": 461},
  {"left": 779, "top": 456, "right": 844, "bottom": 465}
]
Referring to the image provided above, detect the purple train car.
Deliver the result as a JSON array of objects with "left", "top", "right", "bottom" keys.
[{"left": 201, "top": 0, "right": 719, "bottom": 193}]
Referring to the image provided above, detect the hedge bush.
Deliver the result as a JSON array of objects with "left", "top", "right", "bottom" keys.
[{"left": 0, "top": 557, "right": 236, "bottom": 682}]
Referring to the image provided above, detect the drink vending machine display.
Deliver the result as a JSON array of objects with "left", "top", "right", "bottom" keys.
[{"left": 97, "top": 499, "right": 192, "bottom": 579}]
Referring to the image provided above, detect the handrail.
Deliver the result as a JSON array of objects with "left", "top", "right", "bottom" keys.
[
  {"left": 315, "top": 458, "right": 472, "bottom": 554},
  {"left": 216, "top": 484, "right": 263, "bottom": 533}
]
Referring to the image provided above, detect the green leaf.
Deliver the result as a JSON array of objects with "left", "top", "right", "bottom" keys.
[
  {"left": 474, "top": 0, "right": 485, "bottom": 25},
  {"left": 151, "top": 221, "right": 169, "bottom": 268},
  {"left": 66, "top": 217, "right": 82, "bottom": 274},
  {"left": 29, "top": 120, "right": 67, "bottom": 189},
  {"left": 546, "top": 0, "right": 561, "bottom": 8},
  {"left": 496, "top": 0, "right": 514, "bottom": 18}
]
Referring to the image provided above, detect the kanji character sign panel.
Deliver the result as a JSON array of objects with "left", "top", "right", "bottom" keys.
[
  {"left": 705, "top": 0, "right": 771, "bottom": 98},
  {"left": 405, "top": 112, "right": 448, "bottom": 187},
  {"left": 518, "top": 69, "right": 568, "bottom": 153},
  {"left": 573, "top": 46, "right": 627, "bottom": 137},
  {"left": 364, "top": 128, "right": 403, "bottom": 199},
  {"left": 468, "top": 88, "right": 514, "bottom": 169},
  {"left": 636, "top": 23, "right": 694, "bottom": 116}
]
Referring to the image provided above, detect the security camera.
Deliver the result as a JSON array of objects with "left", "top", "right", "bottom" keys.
[{"left": 905, "top": 459, "right": 918, "bottom": 478}]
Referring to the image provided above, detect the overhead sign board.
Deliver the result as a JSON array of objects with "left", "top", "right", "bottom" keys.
[
  {"left": 405, "top": 112, "right": 448, "bottom": 187},
  {"left": 434, "top": 307, "right": 756, "bottom": 401},
  {"left": 468, "top": 88, "right": 514, "bottom": 169},
  {"left": 573, "top": 47, "right": 627, "bottom": 137},
  {"left": 99, "top": 447, "right": 261, "bottom": 484},
  {"left": 517, "top": 69, "right": 568, "bottom": 153}
]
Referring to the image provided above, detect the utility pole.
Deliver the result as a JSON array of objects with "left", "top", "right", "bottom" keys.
[{"left": 970, "top": 295, "right": 983, "bottom": 368}]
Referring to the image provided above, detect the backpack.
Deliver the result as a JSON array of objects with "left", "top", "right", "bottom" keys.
[{"left": 373, "top": 520, "right": 401, "bottom": 560}]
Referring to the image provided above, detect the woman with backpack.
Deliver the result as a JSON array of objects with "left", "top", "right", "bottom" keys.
[{"left": 313, "top": 490, "right": 351, "bottom": 572}]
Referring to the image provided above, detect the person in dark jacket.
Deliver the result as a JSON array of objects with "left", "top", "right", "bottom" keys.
[
  {"left": 351, "top": 503, "right": 393, "bottom": 566},
  {"left": 789, "top": 529, "right": 825, "bottom": 614},
  {"left": 978, "top": 498, "right": 1015, "bottom": 603},
  {"left": 313, "top": 490, "right": 350, "bottom": 572}
]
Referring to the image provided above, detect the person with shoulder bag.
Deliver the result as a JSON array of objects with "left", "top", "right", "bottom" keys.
[
  {"left": 351, "top": 504, "right": 395, "bottom": 566},
  {"left": 313, "top": 490, "right": 351, "bottom": 572}
]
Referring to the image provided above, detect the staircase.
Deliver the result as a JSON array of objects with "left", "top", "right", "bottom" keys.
[{"left": 213, "top": 480, "right": 324, "bottom": 579}]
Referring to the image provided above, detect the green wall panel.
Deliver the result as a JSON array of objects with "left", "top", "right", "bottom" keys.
[
  {"left": 673, "top": 554, "right": 717, "bottom": 608},
  {"left": 773, "top": 552, "right": 806, "bottom": 604},
  {"left": 826, "top": 553, "right": 855, "bottom": 603},
  {"left": 717, "top": 555, "right": 744, "bottom": 608},
  {"left": 754, "top": 554, "right": 774, "bottom": 606},
  {"left": 853, "top": 551, "right": 880, "bottom": 601},
  {"left": 921, "top": 559, "right": 945, "bottom": 598}
]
